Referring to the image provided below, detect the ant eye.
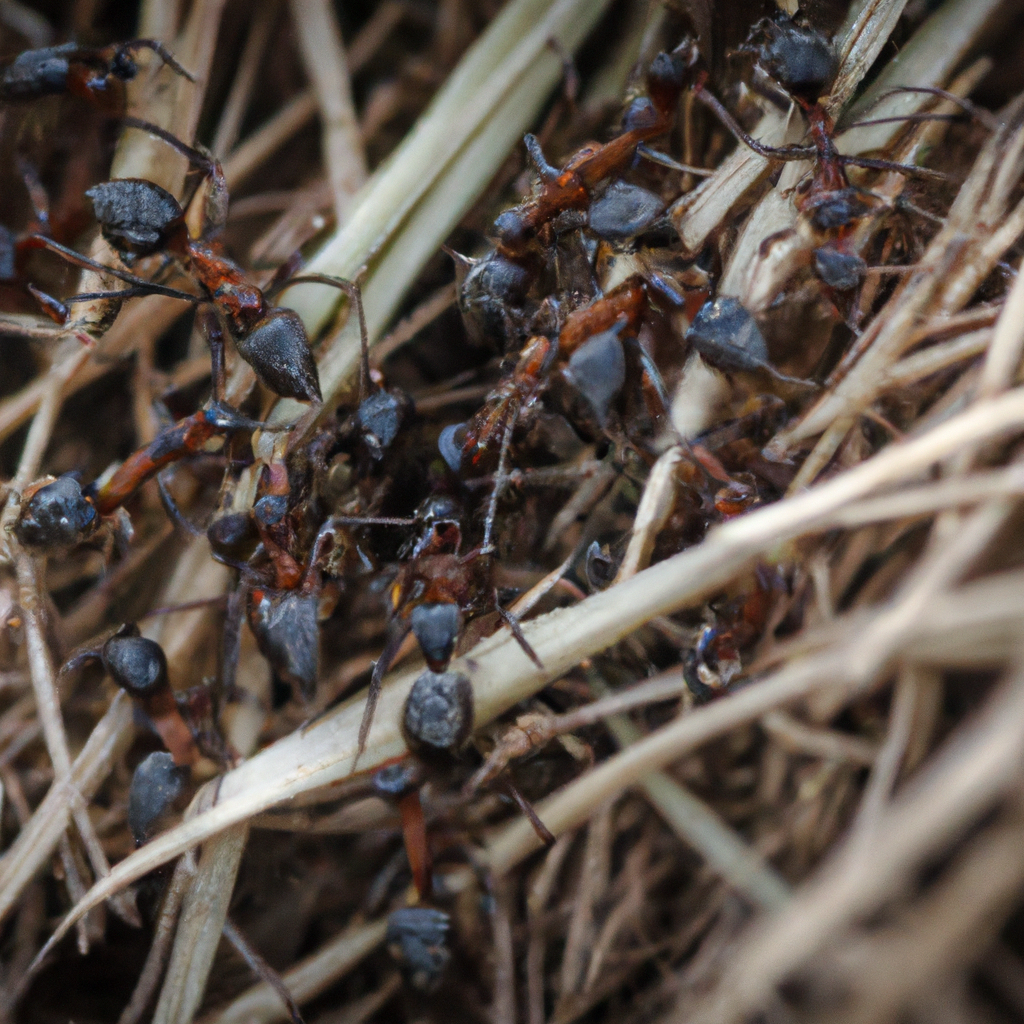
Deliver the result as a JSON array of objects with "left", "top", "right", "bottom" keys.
[
  {"left": 402, "top": 668, "right": 474, "bottom": 756},
  {"left": 111, "top": 52, "right": 138, "bottom": 80},
  {"left": 492, "top": 210, "right": 530, "bottom": 251},
  {"left": 102, "top": 634, "right": 168, "bottom": 697},
  {"left": 438, "top": 423, "right": 466, "bottom": 473},
  {"left": 248, "top": 590, "right": 320, "bottom": 703},
  {"left": 565, "top": 326, "right": 626, "bottom": 427},
  {"left": 409, "top": 603, "right": 462, "bottom": 670},
  {"left": 15, "top": 474, "right": 97, "bottom": 548},
  {"left": 685, "top": 297, "right": 771, "bottom": 374},
  {"left": 386, "top": 907, "right": 451, "bottom": 991}
]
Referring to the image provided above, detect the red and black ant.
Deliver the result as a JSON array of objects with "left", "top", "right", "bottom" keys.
[
  {"left": 26, "top": 118, "right": 365, "bottom": 403},
  {"left": 454, "top": 44, "right": 699, "bottom": 355},
  {"left": 691, "top": 16, "right": 953, "bottom": 291},
  {"left": 0, "top": 39, "right": 194, "bottom": 115}
]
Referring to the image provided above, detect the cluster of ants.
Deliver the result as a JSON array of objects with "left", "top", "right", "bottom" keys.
[{"left": 0, "top": 13, "right": 959, "bottom": 999}]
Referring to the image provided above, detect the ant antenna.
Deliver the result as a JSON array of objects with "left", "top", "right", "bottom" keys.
[
  {"left": 523, "top": 134, "right": 560, "bottom": 182},
  {"left": 281, "top": 272, "right": 370, "bottom": 400},
  {"left": 119, "top": 40, "right": 197, "bottom": 83},
  {"left": 25, "top": 235, "right": 202, "bottom": 304},
  {"left": 481, "top": 408, "right": 516, "bottom": 556}
]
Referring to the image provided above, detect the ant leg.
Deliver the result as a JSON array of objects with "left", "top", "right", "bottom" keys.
[
  {"left": 23, "top": 235, "right": 202, "bottom": 303},
  {"left": 839, "top": 154, "right": 951, "bottom": 181},
  {"left": 501, "top": 779, "right": 555, "bottom": 846},
  {"left": 481, "top": 407, "right": 517, "bottom": 555},
  {"left": 494, "top": 590, "right": 544, "bottom": 670},
  {"left": 354, "top": 619, "right": 412, "bottom": 767},
  {"left": 692, "top": 81, "right": 816, "bottom": 162},
  {"left": 875, "top": 86, "right": 1000, "bottom": 132},
  {"left": 281, "top": 272, "right": 370, "bottom": 399},
  {"left": 16, "top": 155, "right": 50, "bottom": 234},
  {"left": 221, "top": 919, "right": 305, "bottom": 1024},
  {"left": 523, "top": 133, "right": 560, "bottom": 182},
  {"left": 119, "top": 117, "right": 229, "bottom": 235},
  {"left": 198, "top": 309, "right": 226, "bottom": 401},
  {"left": 636, "top": 144, "right": 714, "bottom": 176},
  {"left": 156, "top": 472, "right": 204, "bottom": 537},
  {"left": 121, "top": 40, "right": 197, "bottom": 83}
]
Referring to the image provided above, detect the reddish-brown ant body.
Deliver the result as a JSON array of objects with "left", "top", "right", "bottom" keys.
[{"left": 0, "top": 39, "right": 193, "bottom": 114}]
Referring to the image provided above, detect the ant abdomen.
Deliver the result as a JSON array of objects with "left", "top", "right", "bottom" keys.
[
  {"left": 234, "top": 307, "right": 323, "bottom": 403},
  {"left": 248, "top": 588, "right": 320, "bottom": 702}
]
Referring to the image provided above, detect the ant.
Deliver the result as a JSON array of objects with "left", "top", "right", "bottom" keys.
[
  {"left": 0, "top": 40, "right": 194, "bottom": 115},
  {"left": 453, "top": 44, "right": 699, "bottom": 355},
  {"left": 691, "top": 16, "right": 949, "bottom": 289},
  {"left": 13, "top": 401, "right": 275, "bottom": 551},
  {"left": 32, "top": 119, "right": 363, "bottom": 403}
]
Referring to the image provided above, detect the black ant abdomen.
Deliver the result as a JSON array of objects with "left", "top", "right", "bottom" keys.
[
  {"left": 685, "top": 296, "right": 771, "bottom": 374},
  {"left": 402, "top": 669, "right": 474, "bottom": 758},
  {"left": 563, "top": 325, "right": 626, "bottom": 428},
  {"left": 247, "top": 588, "right": 320, "bottom": 703},
  {"left": 587, "top": 181, "right": 665, "bottom": 241},
  {"left": 14, "top": 474, "right": 98, "bottom": 548},
  {"left": 358, "top": 388, "right": 412, "bottom": 459},
  {"left": 128, "top": 751, "right": 190, "bottom": 846},
  {"left": 234, "top": 308, "right": 323, "bottom": 403}
]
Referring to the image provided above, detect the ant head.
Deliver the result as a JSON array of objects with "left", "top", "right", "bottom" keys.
[
  {"left": 801, "top": 187, "right": 869, "bottom": 233},
  {"left": 86, "top": 178, "right": 187, "bottom": 258},
  {"left": 207, "top": 512, "right": 259, "bottom": 565},
  {"left": 233, "top": 308, "right": 323, "bottom": 403},
  {"left": 15, "top": 474, "right": 97, "bottom": 548},
  {"left": 248, "top": 589, "right": 320, "bottom": 703},
  {"left": 409, "top": 602, "right": 462, "bottom": 670},
  {"left": 102, "top": 632, "right": 169, "bottom": 698},
  {"left": 109, "top": 47, "right": 139, "bottom": 82},
  {"left": 747, "top": 17, "right": 836, "bottom": 102},
  {"left": 128, "top": 751, "right": 189, "bottom": 846},
  {"left": 402, "top": 668, "right": 474, "bottom": 757},
  {"left": 492, "top": 209, "right": 533, "bottom": 254},
  {"left": 588, "top": 181, "right": 665, "bottom": 241},
  {"left": 386, "top": 907, "right": 452, "bottom": 991},
  {"left": 459, "top": 249, "right": 535, "bottom": 351},
  {"left": 813, "top": 247, "right": 866, "bottom": 291}
]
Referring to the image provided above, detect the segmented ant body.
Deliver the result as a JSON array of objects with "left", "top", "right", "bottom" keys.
[
  {"left": 0, "top": 40, "right": 193, "bottom": 114},
  {"left": 455, "top": 46, "right": 697, "bottom": 355},
  {"left": 692, "top": 16, "right": 945, "bottom": 291},
  {"left": 13, "top": 401, "right": 271, "bottom": 550}
]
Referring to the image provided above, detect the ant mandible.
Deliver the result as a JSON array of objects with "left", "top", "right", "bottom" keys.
[{"left": 0, "top": 39, "right": 194, "bottom": 115}]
